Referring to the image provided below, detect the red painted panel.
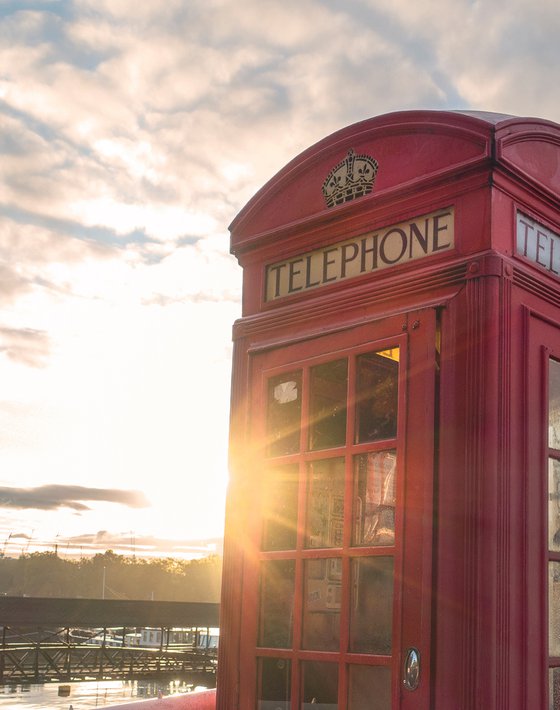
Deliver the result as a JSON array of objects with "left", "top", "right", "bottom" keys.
[
  {"left": 231, "top": 111, "right": 494, "bottom": 245},
  {"left": 434, "top": 277, "right": 503, "bottom": 709},
  {"left": 496, "top": 120, "right": 560, "bottom": 199}
]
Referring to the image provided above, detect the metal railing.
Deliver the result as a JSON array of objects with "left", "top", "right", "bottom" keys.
[{"left": 0, "top": 627, "right": 217, "bottom": 684}]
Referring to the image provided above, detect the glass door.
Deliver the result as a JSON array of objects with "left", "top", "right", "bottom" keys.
[
  {"left": 240, "top": 311, "right": 436, "bottom": 710},
  {"left": 527, "top": 314, "right": 560, "bottom": 709},
  {"left": 549, "top": 356, "right": 560, "bottom": 708},
  {"left": 524, "top": 313, "right": 560, "bottom": 709}
]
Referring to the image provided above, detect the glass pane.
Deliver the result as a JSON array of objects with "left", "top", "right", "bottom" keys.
[
  {"left": 550, "top": 459, "right": 560, "bottom": 552},
  {"left": 350, "top": 557, "right": 393, "bottom": 654},
  {"left": 353, "top": 451, "right": 396, "bottom": 547},
  {"left": 301, "top": 660, "right": 338, "bottom": 709},
  {"left": 355, "top": 349, "right": 399, "bottom": 443},
  {"left": 550, "top": 562, "right": 560, "bottom": 656},
  {"left": 302, "top": 558, "right": 341, "bottom": 651},
  {"left": 550, "top": 360, "right": 560, "bottom": 450},
  {"left": 306, "top": 458, "right": 345, "bottom": 549},
  {"left": 550, "top": 667, "right": 560, "bottom": 710},
  {"left": 309, "top": 359, "right": 348, "bottom": 450},
  {"left": 267, "top": 371, "right": 302, "bottom": 456},
  {"left": 257, "top": 657, "right": 291, "bottom": 710},
  {"left": 259, "top": 560, "right": 295, "bottom": 648},
  {"left": 262, "top": 464, "right": 299, "bottom": 551},
  {"left": 348, "top": 665, "right": 391, "bottom": 710}
]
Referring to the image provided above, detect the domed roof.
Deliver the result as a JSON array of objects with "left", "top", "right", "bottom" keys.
[{"left": 230, "top": 110, "right": 560, "bottom": 253}]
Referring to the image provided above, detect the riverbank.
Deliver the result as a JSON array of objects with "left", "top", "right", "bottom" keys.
[{"left": 0, "top": 679, "right": 211, "bottom": 709}]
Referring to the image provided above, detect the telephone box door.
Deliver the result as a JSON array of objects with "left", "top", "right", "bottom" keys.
[
  {"left": 239, "top": 308, "right": 437, "bottom": 710},
  {"left": 527, "top": 313, "right": 560, "bottom": 708}
]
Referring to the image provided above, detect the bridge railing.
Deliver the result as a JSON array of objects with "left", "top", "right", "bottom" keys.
[
  {"left": 0, "top": 636, "right": 217, "bottom": 684},
  {"left": 0, "top": 597, "right": 220, "bottom": 685}
]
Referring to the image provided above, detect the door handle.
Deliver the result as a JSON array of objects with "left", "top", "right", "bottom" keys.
[{"left": 403, "top": 647, "right": 420, "bottom": 691}]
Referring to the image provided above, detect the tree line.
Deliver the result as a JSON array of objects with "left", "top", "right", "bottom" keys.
[{"left": 0, "top": 551, "right": 222, "bottom": 602}]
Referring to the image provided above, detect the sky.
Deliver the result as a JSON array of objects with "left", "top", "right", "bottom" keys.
[{"left": 0, "top": 0, "right": 559, "bottom": 559}]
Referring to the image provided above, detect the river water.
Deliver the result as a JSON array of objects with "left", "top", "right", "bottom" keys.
[{"left": 0, "top": 679, "right": 208, "bottom": 709}]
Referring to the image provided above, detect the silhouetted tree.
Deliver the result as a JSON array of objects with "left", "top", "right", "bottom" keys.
[{"left": 0, "top": 551, "right": 222, "bottom": 602}]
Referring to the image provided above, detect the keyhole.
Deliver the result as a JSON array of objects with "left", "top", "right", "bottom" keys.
[{"left": 403, "top": 647, "right": 420, "bottom": 691}]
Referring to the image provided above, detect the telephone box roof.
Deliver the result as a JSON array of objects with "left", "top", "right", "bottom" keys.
[{"left": 230, "top": 109, "right": 560, "bottom": 255}]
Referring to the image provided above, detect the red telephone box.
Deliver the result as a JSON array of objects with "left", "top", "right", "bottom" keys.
[{"left": 217, "top": 110, "right": 560, "bottom": 709}]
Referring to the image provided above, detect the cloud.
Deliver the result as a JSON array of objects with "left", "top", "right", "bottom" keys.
[
  {"left": 2, "top": 0, "right": 560, "bottom": 255},
  {"left": 0, "top": 0, "right": 467, "bottom": 250},
  {"left": 0, "top": 525, "right": 222, "bottom": 559},
  {"left": 371, "top": 0, "right": 560, "bottom": 120},
  {"left": 0, "top": 484, "right": 149, "bottom": 511},
  {"left": 60, "top": 529, "right": 223, "bottom": 557},
  {"left": 0, "top": 0, "right": 559, "bottom": 550},
  {"left": 0, "top": 216, "right": 117, "bottom": 307},
  {"left": 8, "top": 531, "right": 32, "bottom": 541},
  {"left": 0, "top": 326, "right": 50, "bottom": 367},
  {"left": 0, "top": 264, "right": 31, "bottom": 305},
  {"left": 0, "top": 220, "right": 109, "bottom": 266}
]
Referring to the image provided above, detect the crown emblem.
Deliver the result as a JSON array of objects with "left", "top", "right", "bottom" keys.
[{"left": 322, "top": 149, "right": 379, "bottom": 208}]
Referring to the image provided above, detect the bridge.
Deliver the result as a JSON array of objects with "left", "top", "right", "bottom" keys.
[{"left": 0, "top": 596, "right": 220, "bottom": 685}]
